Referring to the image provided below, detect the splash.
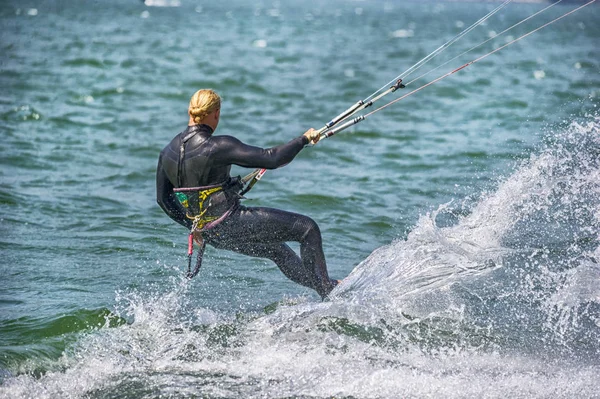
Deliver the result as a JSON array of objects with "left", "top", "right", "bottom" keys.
[{"left": 334, "top": 117, "right": 600, "bottom": 354}]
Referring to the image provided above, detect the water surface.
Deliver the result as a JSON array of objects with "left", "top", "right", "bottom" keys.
[{"left": 1, "top": 0, "right": 599, "bottom": 397}]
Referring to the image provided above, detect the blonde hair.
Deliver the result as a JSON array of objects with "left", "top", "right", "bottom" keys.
[{"left": 188, "top": 89, "right": 221, "bottom": 124}]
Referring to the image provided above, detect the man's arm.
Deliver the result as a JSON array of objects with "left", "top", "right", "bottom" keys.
[
  {"left": 212, "top": 135, "right": 310, "bottom": 170},
  {"left": 156, "top": 157, "right": 192, "bottom": 229}
]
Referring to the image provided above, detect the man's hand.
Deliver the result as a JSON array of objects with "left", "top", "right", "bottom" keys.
[{"left": 303, "top": 128, "right": 321, "bottom": 145}]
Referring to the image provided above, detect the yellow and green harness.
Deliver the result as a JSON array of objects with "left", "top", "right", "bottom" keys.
[{"left": 173, "top": 129, "right": 263, "bottom": 278}]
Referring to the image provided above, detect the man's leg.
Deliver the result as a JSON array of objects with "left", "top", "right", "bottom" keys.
[{"left": 204, "top": 206, "right": 336, "bottom": 298}]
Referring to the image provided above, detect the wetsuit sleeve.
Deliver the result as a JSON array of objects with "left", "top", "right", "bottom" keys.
[
  {"left": 156, "top": 157, "right": 192, "bottom": 229},
  {"left": 212, "top": 135, "right": 309, "bottom": 170}
]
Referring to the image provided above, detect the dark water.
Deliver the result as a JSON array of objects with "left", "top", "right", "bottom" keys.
[{"left": 1, "top": 0, "right": 599, "bottom": 398}]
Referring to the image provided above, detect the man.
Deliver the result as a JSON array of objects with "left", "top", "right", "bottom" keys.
[{"left": 156, "top": 89, "right": 338, "bottom": 299}]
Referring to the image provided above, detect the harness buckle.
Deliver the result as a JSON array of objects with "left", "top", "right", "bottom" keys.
[{"left": 391, "top": 79, "right": 406, "bottom": 92}]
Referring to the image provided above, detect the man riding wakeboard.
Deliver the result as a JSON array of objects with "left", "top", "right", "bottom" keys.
[{"left": 156, "top": 89, "right": 339, "bottom": 299}]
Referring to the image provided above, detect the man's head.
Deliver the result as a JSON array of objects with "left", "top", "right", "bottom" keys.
[{"left": 188, "top": 89, "right": 221, "bottom": 129}]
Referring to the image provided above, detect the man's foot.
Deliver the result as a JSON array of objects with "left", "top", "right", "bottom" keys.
[{"left": 319, "top": 279, "right": 341, "bottom": 300}]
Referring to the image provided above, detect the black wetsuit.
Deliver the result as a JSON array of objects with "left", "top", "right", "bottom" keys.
[{"left": 156, "top": 124, "right": 336, "bottom": 298}]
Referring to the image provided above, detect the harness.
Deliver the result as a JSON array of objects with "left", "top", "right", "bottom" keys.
[
  {"left": 173, "top": 180, "right": 242, "bottom": 278},
  {"left": 173, "top": 129, "right": 247, "bottom": 279},
  {"left": 174, "top": 180, "right": 242, "bottom": 232}
]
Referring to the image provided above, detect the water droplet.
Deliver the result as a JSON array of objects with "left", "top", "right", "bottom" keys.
[
  {"left": 253, "top": 39, "right": 267, "bottom": 48},
  {"left": 391, "top": 29, "right": 414, "bottom": 39}
]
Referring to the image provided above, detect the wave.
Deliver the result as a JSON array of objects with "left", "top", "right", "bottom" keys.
[{"left": 333, "top": 116, "right": 600, "bottom": 357}]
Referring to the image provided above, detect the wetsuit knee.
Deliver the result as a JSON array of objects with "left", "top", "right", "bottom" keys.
[{"left": 297, "top": 216, "right": 321, "bottom": 243}]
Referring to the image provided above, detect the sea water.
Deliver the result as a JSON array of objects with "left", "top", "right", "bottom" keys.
[{"left": 1, "top": 0, "right": 599, "bottom": 398}]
